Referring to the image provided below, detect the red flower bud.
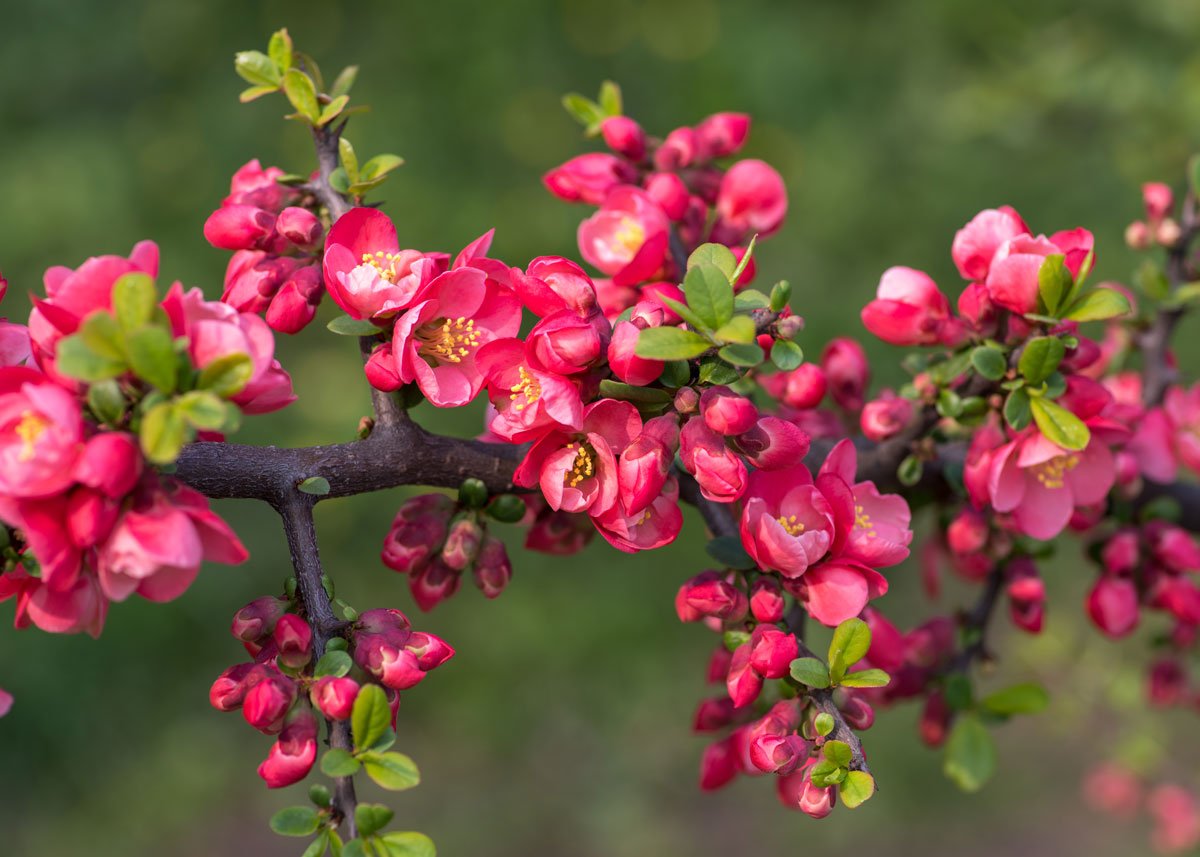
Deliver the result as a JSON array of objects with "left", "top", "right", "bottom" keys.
[
  {"left": 701, "top": 386, "right": 759, "bottom": 436},
  {"left": 643, "top": 172, "right": 689, "bottom": 220},
  {"left": 1087, "top": 575, "right": 1140, "bottom": 638},
  {"left": 919, "top": 691, "right": 950, "bottom": 747},
  {"left": 726, "top": 643, "right": 764, "bottom": 709},
  {"left": 231, "top": 596, "right": 290, "bottom": 644},
  {"left": 693, "top": 696, "right": 737, "bottom": 732},
  {"left": 404, "top": 631, "right": 455, "bottom": 671},
  {"left": 600, "top": 116, "right": 646, "bottom": 161},
  {"left": 695, "top": 112, "right": 750, "bottom": 160},
  {"left": 750, "top": 577, "right": 785, "bottom": 623},
  {"left": 749, "top": 625, "right": 799, "bottom": 679},
  {"left": 472, "top": 535, "right": 512, "bottom": 599},
  {"left": 276, "top": 206, "right": 323, "bottom": 248},
  {"left": 441, "top": 515, "right": 484, "bottom": 572},
  {"left": 243, "top": 674, "right": 297, "bottom": 733},
  {"left": 258, "top": 705, "right": 318, "bottom": 789},
  {"left": 273, "top": 614, "right": 313, "bottom": 669},
  {"left": 699, "top": 735, "right": 740, "bottom": 791},
  {"left": 204, "top": 204, "right": 277, "bottom": 251},
  {"left": 311, "top": 676, "right": 360, "bottom": 720}
]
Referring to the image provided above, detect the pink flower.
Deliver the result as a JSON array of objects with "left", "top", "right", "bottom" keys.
[
  {"left": 710, "top": 159, "right": 788, "bottom": 245},
  {"left": 577, "top": 186, "right": 670, "bottom": 287},
  {"left": 821, "top": 338, "right": 869, "bottom": 412},
  {"left": 860, "top": 267, "right": 957, "bottom": 346},
  {"left": 985, "top": 228, "right": 1094, "bottom": 314},
  {"left": 475, "top": 338, "right": 583, "bottom": 442},
  {"left": 322, "top": 208, "right": 442, "bottom": 320},
  {"left": 988, "top": 428, "right": 1115, "bottom": 540},
  {"left": 311, "top": 676, "right": 359, "bottom": 721},
  {"left": 162, "top": 284, "right": 296, "bottom": 415},
  {"left": 617, "top": 414, "right": 679, "bottom": 517},
  {"left": 0, "top": 566, "right": 107, "bottom": 637},
  {"left": 389, "top": 267, "right": 522, "bottom": 407},
  {"left": 513, "top": 399, "right": 642, "bottom": 517},
  {"left": 679, "top": 418, "right": 748, "bottom": 503},
  {"left": 512, "top": 256, "right": 598, "bottom": 318},
  {"left": 258, "top": 706, "right": 318, "bottom": 789},
  {"left": 1148, "top": 785, "right": 1200, "bottom": 854},
  {"left": 817, "top": 440, "right": 913, "bottom": 569},
  {"left": 701, "top": 386, "right": 759, "bottom": 436},
  {"left": 860, "top": 392, "right": 914, "bottom": 442},
  {"left": 761, "top": 363, "right": 827, "bottom": 410},
  {"left": 951, "top": 206, "right": 1028, "bottom": 281},
  {"left": 1143, "top": 182, "right": 1175, "bottom": 222},
  {"left": 736, "top": 416, "right": 811, "bottom": 470},
  {"left": 1165, "top": 383, "right": 1200, "bottom": 476},
  {"left": 593, "top": 476, "right": 683, "bottom": 553},
  {"left": 600, "top": 116, "right": 646, "bottom": 161},
  {"left": 695, "top": 112, "right": 750, "bottom": 160},
  {"left": 525, "top": 309, "right": 609, "bottom": 375},
  {"left": 543, "top": 153, "right": 637, "bottom": 205},
  {"left": 0, "top": 367, "right": 84, "bottom": 499},
  {"left": 740, "top": 463, "right": 833, "bottom": 578},
  {"left": 1086, "top": 575, "right": 1139, "bottom": 638}
]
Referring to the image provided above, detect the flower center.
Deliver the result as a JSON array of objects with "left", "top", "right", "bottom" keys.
[
  {"left": 416, "top": 317, "right": 481, "bottom": 365},
  {"left": 1032, "top": 454, "right": 1080, "bottom": 490},
  {"left": 854, "top": 503, "right": 878, "bottom": 539},
  {"left": 563, "top": 442, "right": 596, "bottom": 488},
  {"left": 614, "top": 217, "right": 645, "bottom": 256},
  {"left": 508, "top": 366, "right": 541, "bottom": 412},
  {"left": 776, "top": 514, "right": 806, "bottom": 536},
  {"left": 361, "top": 251, "right": 406, "bottom": 283},
  {"left": 14, "top": 411, "right": 48, "bottom": 462}
]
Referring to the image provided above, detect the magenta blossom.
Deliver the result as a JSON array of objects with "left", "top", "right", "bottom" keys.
[
  {"left": 860, "top": 267, "right": 961, "bottom": 347},
  {"left": 740, "top": 463, "right": 834, "bottom": 578},
  {"left": 0, "top": 367, "right": 84, "bottom": 499},
  {"left": 985, "top": 228, "right": 1094, "bottom": 314},
  {"left": 950, "top": 206, "right": 1028, "bottom": 282},
  {"left": 577, "top": 186, "right": 670, "bottom": 287}
]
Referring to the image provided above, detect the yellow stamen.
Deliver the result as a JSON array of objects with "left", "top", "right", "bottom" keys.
[
  {"left": 776, "top": 514, "right": 806, "bottom": 536},
  {"left": 1031, "top": 454, "right": 1080, "bottom": 490},
  {"left": 563, "top": 442, "right": 596, "bottom": 489},
  {"left": 416, "top": 316, "right": 481, "bottom": 365},
  {"left": 854, "top": 503, "right": 877, "bottom": 538},
  {"left": 508, "top": 366, "right": 542, "bottom": 412},
  {"left": 14, "top": 411, "right": 48, "bottom": 462},
  {"left": 613, "top": 216, "right": 645, "bottom": 255},
  {"left": 361, "top": 251, "right": 406, "bottom": 283}
]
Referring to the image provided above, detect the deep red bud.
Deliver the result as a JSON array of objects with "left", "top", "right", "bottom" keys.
[
  {"left": 404, "top": 631, "right": 455, "bottom": 671},
  {"left": 276, "top": 206, "right": 323, "bottom": 247},
  {"left": 919, "top": 692, "right": 950, "bottom": 747},
  {"left": 749, "top": 625, "right": 799, "bottom": 679},
  {"left": 693, "top": 696, "right": 737, "bottom": 732},
  {"left": 699, "top": 735, "right": 740, "bottom": 791},
  {"left": 204, "top": 204, "right": 277, "bottom": 251},
  {"left": 209, "top": 663, "right": 256, "bottom": 711},
  {"left": 311, "top": 676, "right": 360, "bottom": 720},
  {"left": 472, "top": 535, "right": 512, "bottom": 598},
  {"left": 273, "top": 614, "right": 313, "bottom": 669},
  {"left": 839, "top": 694, "right": 876, "bottom": 731},
  {"left": 701, "top": 386, "right": 759, "bottom": 436},
  {"left": 1087, "top": 576, "right": 1140, "bottom": 638},
  {"left": 643, "top": 172, "right": 690, "bottom": 220},
  {"left": 726, "top": 643, "right": 764, "bottom": 708},
  {"left": 232, "top": 596, "right": 290, "bottom": 644},
  {"left": 243, "top": 675, "right": 297, "bottom": 733},
  {"left": 750, "top": 577, "right": 785, "bottom": 623},
  {"left": 600, "top": 116, "right": 646, "bottom": 161}
]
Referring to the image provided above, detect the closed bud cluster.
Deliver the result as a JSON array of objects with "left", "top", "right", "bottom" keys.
[{"left": 351, "top": 607, "right": 455, "bottom": 691}]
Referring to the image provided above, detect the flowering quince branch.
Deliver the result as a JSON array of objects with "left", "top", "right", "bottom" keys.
[{"left": 8, "top": 29, "right": 1200, "bottom": 856}]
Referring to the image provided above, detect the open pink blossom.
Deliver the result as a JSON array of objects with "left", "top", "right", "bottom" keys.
[
  {"left": 577, "top": 186, "right": 670, "bottom": 287},
  {"left": 817, "top": 440, "right": 913, "bottom": 568},
  {"left": 792, "top": 560, "right": 889, "bottom": 627},
  {"left": 0, "top": 367, "right": 84, "bottom": 499},
  {"left": 390, "top": 267, "right": 521, "bottom": 407},
  {"left": 860, "top": 267, "right": 958, "bottom": 346},
  {"left": 513, "top": 399, "right": 641, "bottom": 518},
  {"left": 985, "top": 228, "right": 1094, "bottom": 314},
  {"left": 593, "top": 476, "right": 684, "bottom": 553},
  {"left": 740, "top": 463, "right": 834, "bottom": 578},
  {"left": 0, "top": 564, "right": 108, "bottom": 637},
  {"left": 988, "top": 428, "right": 1115, "bottom": 540},
  {"left": 476, "top": 338, "right": 583, "bottom": 442},
  {"left": 951, "top": 206, "right": 1028, "bottom": 281}
]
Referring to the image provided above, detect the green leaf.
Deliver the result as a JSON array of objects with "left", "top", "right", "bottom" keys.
[
  {"left": 970, "top": 346, "right": 1007, "bottom": 381},
  {"left": 697, "top": 359, "right": 741, "bottom": 386},
  {"left": 732, "top": 289, "right": 770, "bottom": 311},
  {"left": 705, "top": 536, "right": 756, "bottom": 570},
  {"left": 320, "top": 748, "right": 361, "bottom": 778},
  {"left": 768, "top": 280, "right": 791, "bottom": 312},
  {"left": 239, "top": 85, "right": 278, "bottom": 103},
  {"left": 683, "top": 264, "right": 735, "bottom": 329},
  {"left": 838, "top": 770, "right": 875, "bottom": 809},
  {"left": 769, "top": 339, "right": 804, "bottom": 372},
  {"left": 809, "top": 759, "right": 845, "bottom": 788},
  {"left": 634, "top": 327, "right": 710, "bottom": 360},
  {"left": 342, "top": 840, "right": 367, "bottom": 857},
  {"left": 1062, "top": 288, "right": 1132, "bottom": 322},
  {"left": 314, "top": 649, "right": 352, "bottom": 679},
  {"left": 687, "top": 243, "right": 737, "bottom": 280},
  {"left": 788, "top": 657, "right": 830, "bottom": 689},
  {"left": 197, "top": 353, "right": 254, "bottom": 398},
  {"left": 127, "top": 326, "right": 178, "bottom": 393},
  {"left": 654, "top": 294, "right": 714, "bottom": 333},
  {"left": 713, "top": 315, "right": 756, "bottom": 345},
  {"left": 269, "top": 806, "right": 320, "bottom": 837},
  {"left": 282, "top": 69, "right": 321, "bottom": 123},
  {"left": 596, "top": 380, "right": 673, "bottom": 405},
  {"left": 1036, "top": 254, "right": 1071, "bottom": 316},
  {"left": 112, "top": 272, "right": 158, "bottom": 331},
  {"left": 301, "top": 832, "right": 330, "bottom": 857},
  {"left": 897, "top": 454, "right": 923, "bottom": 487},
  {"left": 267, "top": 28, "right": 293, "bottom": 74},
  {"left": 659, "top": 360, "right": 691, "bottom": 388},
  {"left": 1017, "top": 336, "right": 1064, "bottom": 385},
  {"left": 327, "top": 316, "right": 379, "bottom": 336},
  {"left": 1029, "top": 396, "right": 1090, "bottom": 451},
  {"left": 926, "top": 350, "right": 972, "bottom": 386},
  {"left": 943, "top": 714, "right": 997, "bottom": 793},
  {"left": 377, "top": 832, "right": 437, "bottom": 857},
  {"left": 338, "top": 138, "right": 360, "bottom": 185},
  {"left": 561, "top": 93, "right": 605, "bottom": 131},
  {"left": 175, "top": 390, "right": 228, "bottom": 430},
  {"left": 360, "top": 154, "right": 406, "bottom": 182},
  {"left": 936, "top": 389, "right": 963, "bottom": 419},
  {"left": 79, "top": 312, "right": 126, "bottom": 361},
  {"left": 822, "top": 740, "right": 852, "bottom": 768},
  {"left": 730, "top": 235, "right": 757, "bottom": 284},
  {"left": 319, "top": 95, "right": 350, "bottom": 127},
  {"left": 839, "top": 668, "right": 891, "bottom": 688},
  {"left": 139, "top": 402, "right": 187, "bottom": 464},
  {"left": 309, "top": 784, "right": 332, "bottom": 808},
  {"left": 330, "top": 65, "right": 360, "bottom": 99},
  {"left": 943, "top": 673, "right": 974, "bottom": 711},
  {"left": 813, "top": 713, "right": 835, "bottom": 737},
  {"left": 597, "top": 80, "right": 622, "bottom": 116},
  {"left": 352, "top": 684, "right": 392, "bottom": 753},
  {"left": 360, "top": 751, "right": 421, "bottom": 791},
  {"left": 56, "top": 335, "right": 126, "bottom": 382},
  {"left": 717, "top": 343, "right": 763, "bottom": 367},
  {"left": 1135, "top": 258, "right": 1171, "bottom": 301},
  {"left": 355, "top": 804, "right": 394, "bottom": 838},
  {"left": 981, "top": 682, "right": 1049, "bottom": 716},
  {"left": 827, "top": 617, "right": 871, "bottom": 682},
  {"left": 299, "top": 476, "right": 331, "bottom": 495},
  {"left": 1003, "top": 387, "right": 1032, "bottom": 430},
  {"left": 234, "top": 50, "right": 281, "bottom": 87},
  {"left": 87, "top": 379, "right": 126, "bottom": 426}
]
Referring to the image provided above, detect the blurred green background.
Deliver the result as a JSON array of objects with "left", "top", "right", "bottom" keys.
[{"left": 3, "top": 0, "right": 1200, "bottom": 854}]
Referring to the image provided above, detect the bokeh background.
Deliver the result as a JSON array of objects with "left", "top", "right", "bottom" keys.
[{"left": 3, "top": 1, "right": 1200, "bottom": 854}]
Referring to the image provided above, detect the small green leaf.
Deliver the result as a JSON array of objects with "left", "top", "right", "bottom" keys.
[
  {"left": 360, "top": 751, "right": 421, "bottom": 791},
  {"left": 197, "top": 353, "right": 254, "bottom": 398},
  {"left": 598, "top": 80, "right": 622, "bottom": 116},
  {"left": 127, "top": 326, "right": 178, "bottom": 393},
  {"left": 717, "top": 343, "right": 763, "bottom": 367},
  {"left": 943, "top": 674, "right": 974, "bottom": 711},
  {"left": 897, "top": 454, "right": 923, "bottom": 487},
  {"left": 970, "top": 346, "right": 1007, "bottom": 381},
  {"left": 176, "top": 390, "right": 228, "bottom": 430},
  {"left": 809, "top": 759, "right": 845, "bottom": 788},
  {"left": 561, "top": 93, "right": 605, "bottom": 131},
  {"left": 330, "top": 65, "right": 360, "bottom": 99},
  {"left": 1036, "top": 254, "right": 1072, "bottom": 316},
  {"left": 839, "top": 668, "right": 891, "bottom": 688},
  {"left": 654, "top": 294, "right": 714, "bottom": 333},
  {"left": 377, "top": 832, "right": 437, "bottom": 857},
  {"left": 813, "top": 713, "right": 835, "bottom": 737},
  {"left": 697, "top": 359, "right": 741, "bottom": 386},
  {"left": 267, "top": 28, "right": 293, "bottom": 74},
  {"left": 838, "top": 770, "right": 875, "bottom": 809},
  {"left": 732, "top": 289, "right": 770, "bottom": 311},
  {"left": 1029, "top": 396, "right": 1090, "bottom": 451},
  {"left": 687, "top": 243, "right": 737, "bottom": 280},
  {"left": 282, "top": 69, "right": 321, "bottom": 123},
  {"left": 139, "top": 402, "right": 187, "bottom": 464},
  {"left": 1062, "top": 288, "right": 1132, "bottom": 322},
  {"left": 79, "top": 312, "right": 126, "bottom": 361},
  {"left": 56, "top": 336, "right": 126, "bottom": 382},
  {"left": 980, "top": 682, "right": 1049, "bottom": 716},
  {"left": 318, "top": 95, "right": 350, "bottom": 127},
  {"left": 87, "top": 379, "right": 126, "bottom": 426},
  {"left": 936, "top": 389, "right": 963, "bottom": 419},
  {"left": 327, "top": 316, "right": 379, "bottom": 337},
  {"left": 314, "top": 650, "right": 353, "bottom": 679},
  {"left": 634, "top": 327, "right": 711, "bottom": 360},
  {"left": 659, "top": 360, "right": 691, "bottom": 388},
  {"left": 355, "top": 804, "right": 395, "bottom": 838},
  {"left": 822, "top": 740, "right": 852, "bottom": 768},
  {"left": 683, "top": 264, "right": 735, "bottom": 329},
  {"left": 112, "top": 272, "right": 158, "bottom": 331},
  {"left": 713, "top": 315, "right": 756, "bottom": 345},
  {"left": 596, "top": 380, "right": 673, "bottom": 405},
  {"left": 309, "top": 784, "right": 332, "bottom": 808},
  {"left": 723, "top": 629, "right": 751, "bottom": 652},
  {"left": 484, "top": 494, "right": 526, "bottom": 524},
  {"left": 299, "top": 476, "right": 331, "bottom": 496},
  {"left": 769, "top": 339, "right": 803, "bottom": 372},
  {"left": 360, "top": 154, "right": 406, "bottom": 182},
  {"left": 926, "top": 350, "right": 973, "bottom": 386},
  {"left": 1017, "top": 336, "right": 1065, "bottom": 385},
  {"left": 320, "top": 748, "right": 361, "bottom": 778},
  {"left": 1004, "top": 387, "right": 1032, "bottom": 430},
  {"left": 239, "top": 85, "right": 278, "bottom": 103},
  {"left": 705, "top": 536, "right": 756, "bottom": 570},
  {"left": 730, "top": 235, "right": 757, "bottom": 284},
  {"left": 789, "top": 657, "right": 831, "bottom": 689},
  {"left": 234, "top": 50, "right": 281, "bottom": 87},
  {"left": 827, "top": 618, "right": 871, "bottom": 682},
  {"left": 768, "top": 280, "right": 791, "bottom": 312},
  {"left": 943, "top": 713, "right": 997, "bottom": 793},
  {"left": 342, "top": 839, "right": 367, "bottom": 857},
  {"left": 352, "top": 684, "right": 392, "bottom": 753},
  {"left": 269, "top": 805, "right": 319, "bottom": 837},
  {"left": 338, "top": 138, "right": 360, "bottom": 185},
  {"left": 301, "top": 832, "right": 330, "bottom": 857}
]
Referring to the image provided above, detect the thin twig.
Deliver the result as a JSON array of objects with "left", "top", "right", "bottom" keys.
[{"left": 1141, "top": 191, "right": 1198, "bottom": 407}]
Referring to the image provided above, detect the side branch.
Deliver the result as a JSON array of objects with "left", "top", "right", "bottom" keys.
[{"left": 1141, "top": 190, "right": 1197, "bottom": 406}]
